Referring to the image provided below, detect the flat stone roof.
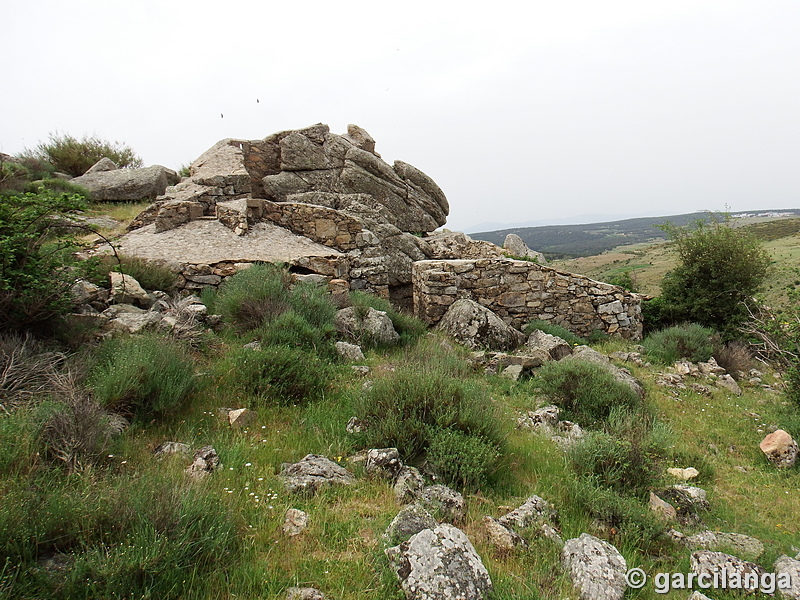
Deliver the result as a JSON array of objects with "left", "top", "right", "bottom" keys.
[{"left": 108, "top": 219, "right": 343, "bottom": 265}]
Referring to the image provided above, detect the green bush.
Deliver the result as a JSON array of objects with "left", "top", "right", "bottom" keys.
[
  {"left": 224, "top": 345, "right": 330, "bottom": 405},
  {"left": 606, "top": 270, "right": 638, "bottom": 292},
  {"left": 348, "top": 291, "right": 428, "bottom": 346},
  {"left": 535, "top": 359, "right": 640, "bottom": 426},
  {"left": 523, "top": 319, "right": 584, "bottom": 346},
  {"left": 643, "top": 323, "right": 718, "bottom": 364},
  {"left": 354, "top": 366, "right": 505, "bottom": 488},
  {"left": 568, "top": 478, "right": 663, "bottom": 543},
  {"left": 655, "top": 218, "right": 771, "bottom": 334},
  {"left": 90, "top": 334, "right": 196, "bottom": 416},
  {"left": 289, "top": 281, "right": 338, "bottom": 328},
  {"left": 426, "top": 427, "right": 500, "bottom": 491},
  {"left": 568, "top": 431, "right": 658, "bottom": 496},
  {"left": 215, "top": 263, "right": 291, "bottom": 331},
  {"left": 23, "top": 132, "right": 143, "bottom": 177},
  {"left": 0, "top": 190, "right": 87, "bottom": 331},
  {"left": 257, "top": 310, "right": 335, "bottom": 358}
]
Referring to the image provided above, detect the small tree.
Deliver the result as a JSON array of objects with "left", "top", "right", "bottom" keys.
[
  {"left": 0, "top": 190, "right": 87, "bottom": 330},
  {"left": 24, "top": 132, "right": 143, "bottom": 177},
  {"left": 651, "top": 218, "right": 770, "bottom": 334}
]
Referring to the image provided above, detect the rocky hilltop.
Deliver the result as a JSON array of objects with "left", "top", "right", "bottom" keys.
[{"left": 108, "top": 123, "right": 642, "bottom": 339}]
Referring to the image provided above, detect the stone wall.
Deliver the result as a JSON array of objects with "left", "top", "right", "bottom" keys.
[{"left": 412, "top": 259, "right": 643, "bottom": 340}]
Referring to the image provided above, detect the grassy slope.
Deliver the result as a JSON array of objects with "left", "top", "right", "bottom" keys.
[{"left": 4, "top": 205, "right": 800, "bottom": 600}]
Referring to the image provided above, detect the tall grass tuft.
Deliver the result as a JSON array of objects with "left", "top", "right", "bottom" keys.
[
  {"left": 214, "top": 263, "right": 291, "bottom": 331},
  {"left": 223, "top": 345, "right": 331, "bottom": 405},
  {"left": 535, "top": 359, "right": 640, "bottom": 426},
  {"left": 90, "top": 333, "right": 196, "bottom": 416},
  {"left": 643, "top": 323, "right": 718, "bottom": 364}
]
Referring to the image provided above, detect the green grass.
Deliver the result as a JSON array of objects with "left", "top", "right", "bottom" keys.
[{"left": 6, "top": 248, "right": 800, "bottom": 599}]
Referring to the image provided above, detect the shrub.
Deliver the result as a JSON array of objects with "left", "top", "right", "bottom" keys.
[
  {"left": 535, "top": 359, "right": 640, "bottom": 426},
  {"left": 354, "top": 366, "right": 505, "bottom": 475},
  {"left": 426, "top": 427, "right": 500, "bottom": 491},
  {"left": 39, "top": 396, "right": 114, "bottom": 473},
  {"left": 287, "top": 281, "right": 338, "bottom": 334},
  {"left": 643, "top": 323, "right": 718, "bottom": 364},
  {"left": 0, "top": 190, "right": 87, "bottom": 331},
  {"left": 257, "top": 310, "right": 334, "bottom": 357},
  {"left": 606, "top": 270, "right": 638, "bottom": 292},
  {"left": 713, "top": 340, "right": 753, "bottom": 380},
  {"left": 225, "top": 345, "right": 330, "bottom": 405},
  {"left": 215, "top": 263, "right": 291, "bottom": 331},
  {"left": 523, "top": 319, "right": 584, "bottom": 346},
  {"left": 568, "top": 478, "right": 663, "bottom": 543},
  {"left": 655, "top": 218, "right": 771, "bottom": 334},
  {"left": 24, "top": 132, "right": 144, "bottom": 177},
  {"left": 567, "top": 431, "right": 658, "bottom": 496},
  {"left": 90, "top": 334, "right": 196, "bottom": 416},
  {"left": 743, "top": 305, "right": 800, "bottom": 405},
  {"left": 0, "top": 333, "right": 65, "bottom": 411},
  {"left": 348, "top": 291, "right": 428, "bottom": 346}
]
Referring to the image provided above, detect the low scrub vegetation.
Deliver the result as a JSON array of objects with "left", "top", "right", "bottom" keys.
[
  {"left": 535, "top": 359, "right": 640, "bottom": 426},
  {"left": 20, "top": 132, "right": 144, "bottom": 177},
  {"left": 643, "top": 322, "right": 718, "bottom": 364},
  {"left": 2, "top": 199, "right": 800, "bottom": 599},
  {"left": 90, "top": 333, "right": 196, "bottom": 416}
]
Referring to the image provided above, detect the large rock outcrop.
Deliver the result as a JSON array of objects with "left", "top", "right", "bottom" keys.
[
  {"left": 71, "top": 161, "right": 180, "bottom": 202},
  {"left": 112, "top": 124, "right": 448, "bottom": 301}
]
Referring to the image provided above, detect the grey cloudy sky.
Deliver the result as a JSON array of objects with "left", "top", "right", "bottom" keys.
[{"left": 4, "top": 1, "right": 799, "bottom": 232}]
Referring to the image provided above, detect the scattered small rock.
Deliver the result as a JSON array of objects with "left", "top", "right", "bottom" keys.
[
  {"left": 774, "top": 554, "right": 800, "bottom": 599},
  {"left": 483, "top": 516, "right": 525, "bottom": 551},
  {"left": 186, "top": 445, "right": 221, "bottom": 478},
  {"left": 365, "top": 448, "right": 403, "bottom": 480},
  {"left": 649, "top": 492, "right": 677, "bottom": 522},
  {"left": 283, "top": 508, "right": 309, "bottom": 537},
  {"left": 286, "top": 587, "right": 327, "bottom": 600},
  {"left": 335, "top": 341, "right": 365, "bottom": 361},
  {"left": 561, "top": 533, "right": 627, "bottom": 600},
  {"left": 419, "top": 485, "right": 466, "bottom": 524},
  {"left": 690, "top": 551, "right": 765, "bottom": 594},
  {"left": 716, "top": 374, "right": 742, "bottom": 396},
  {"left": 279, "top": 454, "right": 355, "bottom": 494},
  {"left": 759, "top": 429, "right": 799, "bottom": 468},
  {"left": 153, "top": 441, "right": 190, "bottom": 458},
  {"left": 385, "top": 523, "right": 493, "bottom": 600},
  {"left": 684, "top": 531, "right": 764, "bottom": 560},
  {"left": 667, "top": 467, "right": 700, "bottom": 481},
  {"left": 346, "top": 416, "right": 365, "bottom": 433},
  {"left": 384, "top": 503, "right": 438, "bottom": 546},
  {"left": 394, "top": 466, "right": 425, "bottom": 505},
  {"left": 227, "top": 408, "right": 256, "bottom": 429}
]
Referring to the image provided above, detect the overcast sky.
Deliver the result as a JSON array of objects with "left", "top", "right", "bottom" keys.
[{"left": 4, "top": 1, "right": 799, "bottom": 232}]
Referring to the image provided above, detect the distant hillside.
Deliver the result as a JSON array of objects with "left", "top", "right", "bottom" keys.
[{"left": 470, "top": 209, "right": 800, "bottom": 258}]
